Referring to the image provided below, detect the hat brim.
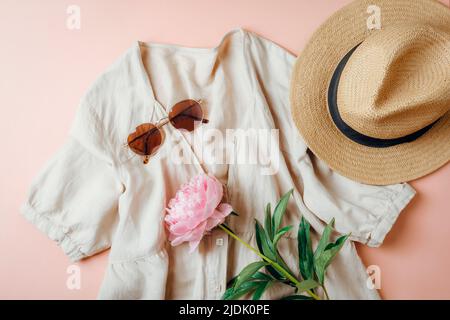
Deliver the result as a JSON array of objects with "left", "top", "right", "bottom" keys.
[{"left": 290, "top": 0, "right": 450, "bottom": 185}]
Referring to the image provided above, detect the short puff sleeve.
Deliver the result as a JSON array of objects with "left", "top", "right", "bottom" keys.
[{"left": 20, "top": 98, "right": 124, "bottom": 262}]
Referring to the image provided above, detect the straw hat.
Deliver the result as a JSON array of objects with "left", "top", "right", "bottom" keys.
[{"left": 290, "top": 0, "right": 450, "bottom": 185}]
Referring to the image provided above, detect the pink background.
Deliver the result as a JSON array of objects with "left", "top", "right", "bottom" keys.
[{"left": 1, "top": 0, "right": 449, "bottom": 299}]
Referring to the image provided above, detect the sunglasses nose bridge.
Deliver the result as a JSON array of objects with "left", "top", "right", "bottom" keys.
[{"left": 155, "top": 117, "right": 169, "bottom": 127}]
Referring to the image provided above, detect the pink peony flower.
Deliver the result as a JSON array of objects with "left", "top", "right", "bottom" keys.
[{"left": 165, "top": 174, "right": 233, "bottom": 252}]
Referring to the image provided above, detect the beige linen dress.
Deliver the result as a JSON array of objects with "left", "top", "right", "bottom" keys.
[{"left": 21, "top": 29, "right": 415, "bottom": 299}]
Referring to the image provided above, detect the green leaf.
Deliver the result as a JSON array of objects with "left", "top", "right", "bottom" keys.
[
  {"left": 264, "top": 265, "right": 285, "bottom": 281},
  {"left": 253, "top": 272, "right": 274, "bottom": 281},
  {"left": 271, "top": 189, "right": 293, "bottom": 235},
  {"left": 224, "top": 271, "right": 274, "bottom": 300},
  {"left": 274, "top": 250, "right": 295, "bottom": 279},
  {"left": 223, "top": 281, "right": 261, "bottom": 300},
  {"left": 280, "top": 294, "right": 314, "bottom": 300},
  {"left": 226, "top": 275, "right": 237, "bottom": 288},
  {"left": 233, "top": 261, "right": 268, "bottom": 289},
  {"left": 273, "top": 225, "right": 293, "bottom": 247},
  {"left": 296, "top": 279, "right": 320, "bottom": 292},
  {"left": 254, "top": 224, "right": 285, "bottom": 281},
  {"left": 264, "top": 203, "right": 273, "bottom": 240},
  {"left": 324, "top": 234, "right": 348, "bottom": 251},
  {"left": 314, "top": 218, "right": 335, "bottom": 260},
  {"left": 255, "top": 219, "right": 295, "bottom": 283},
  {"left": 222, "top": 286, "right": 236, "bottom": 300},
  {"left": 329, "top": 234, "right": 349, "bottom": 252},
  {"left": 298, "top": 217, "right": 314, "bottom": 280},
  {"left": 255, "top": 220, "right": 276, "bottom": 261},
  {"left": 252, "top": 281, "right": 272, "bottom": 300},
  {"left": 254, "top": 220, "right": 265, "bottom": 253},
  {"left": 224, "top": 272, "right": 273, "bottom": 300},
  {"left": 314, "top": 234, "right": 349, "bottom": 284}
]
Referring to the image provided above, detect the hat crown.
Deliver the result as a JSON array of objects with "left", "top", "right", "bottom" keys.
[{"left": 337, "top": 24, "right": 450, "bottom": 139}]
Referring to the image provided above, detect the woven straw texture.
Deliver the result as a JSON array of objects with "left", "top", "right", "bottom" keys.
[{"left": 290, "top": 0, "right": 450, "bottom": 185}]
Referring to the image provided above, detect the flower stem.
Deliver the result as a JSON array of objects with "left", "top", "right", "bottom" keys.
[
  {"left": 322, "top": 284, "right": 330, "bottom": 300},
  {"left": 218, "top": 224, "right": 320, "bottom": 300}
]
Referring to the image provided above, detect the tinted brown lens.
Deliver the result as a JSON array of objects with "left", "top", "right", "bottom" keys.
[
  {"left": 169, "top": 99, "right": 203, "bottom": 132},
  {"left": 127, "top": 123, "right": 162, "bottom": 156}
]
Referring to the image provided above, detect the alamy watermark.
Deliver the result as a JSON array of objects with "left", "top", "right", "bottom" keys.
[
  {"left": 66, "top": 5, "right": 81, "bottom": 30},
  {"left": 367, "top": 5, "right": 381, "bottom": 30},
  {"left": 66, "top": 264, "right": 81, "bottom": 290},
  {"left": 132, "top": 127, "right": 282, "bottom": 176},
  {"left": 366, "top": 265, "right": 381, "bottom": 290}
]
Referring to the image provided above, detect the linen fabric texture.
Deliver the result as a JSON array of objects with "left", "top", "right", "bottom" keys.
[{"left": 21, "top": 29, "right": 415, "bottom": 300}]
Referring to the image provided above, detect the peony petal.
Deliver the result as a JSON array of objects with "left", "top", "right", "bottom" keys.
[
  {"left": 188, "top": 221, "right": 207, "bottom": 241},
  {"left": 199, "top": 175, "right": 224, "bottom": 221},
  {"left": 170, "top": 221, "right": 192, "bottom": 235},
  {"left": 205, "top": 217, "right": 223, "bottom": 231},
  {"left": 170, "top": 234, "right": 187, "bottom": 246},
  {"left": 188, "top": 240, "right": 201, "bottom": 253},
  {"left": 170, "top": 231, "right": 194, "bottom": 246},
  {"left": 216, "top": 203, "right": 233, "bottom": 217},
  {"left": 165, "top": 174, "right": 233, "bottom": 251},
  {"left": 169, "top": 220, "right": 207, "bottom": 247},
  {"left": 205, "top": 203, "right": 233, "bottom": 231}
]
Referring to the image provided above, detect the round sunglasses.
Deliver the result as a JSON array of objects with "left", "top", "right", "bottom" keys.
[{"left": 126, "top": 99, "right": 209, "bottom": 164}]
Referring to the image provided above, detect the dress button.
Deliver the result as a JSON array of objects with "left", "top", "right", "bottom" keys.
[{"left": 215, "top": 238, "right": 224, "bottom": 246}]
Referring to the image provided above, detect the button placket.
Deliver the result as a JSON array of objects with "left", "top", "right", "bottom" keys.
[
  {"left": 216, "top": 228, "right": 228, "bottom": 298},
  {"left": 204, "top": 228, "right": 228, "bottom": 299},
  {"left": 215, "top": 238, "right": 224, "bottom": 246}
]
